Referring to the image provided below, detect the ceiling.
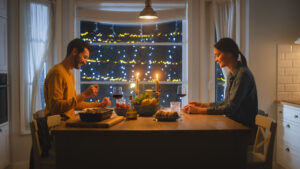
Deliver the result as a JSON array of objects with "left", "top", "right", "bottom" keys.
[{"left": 76, "top": 0, "right": 186, "bottom": 12}]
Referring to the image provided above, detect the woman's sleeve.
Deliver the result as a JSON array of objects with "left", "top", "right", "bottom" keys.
[{"left": 207, "top": 71, "right": 251, "bottom": 115}]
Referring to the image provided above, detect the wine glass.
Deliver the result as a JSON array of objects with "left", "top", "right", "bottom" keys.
[
  {"left": 112, "top": 86, "right": 123, "bottom": 100},
  {"left": 177, "top": 85, "right": 186, "bottom": 98},
  {"left": 177, "top": 85, "right": 186, "bottom": 107}
]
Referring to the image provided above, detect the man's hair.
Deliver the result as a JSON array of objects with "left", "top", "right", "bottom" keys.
[{"left": 66, "top": 38, "right": 92, "bottom": 57}]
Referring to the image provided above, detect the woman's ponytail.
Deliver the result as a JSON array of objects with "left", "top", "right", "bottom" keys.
[{"left": 239, "top": 51, "right": 248, "bottom": 67}]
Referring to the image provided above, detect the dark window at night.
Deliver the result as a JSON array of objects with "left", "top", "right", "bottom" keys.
[
  {"left": 215, "top": 62, "right": 225, "bottom": 102},
  {"left": 79, "top": 20, "right": 183, "bottom": 107}
]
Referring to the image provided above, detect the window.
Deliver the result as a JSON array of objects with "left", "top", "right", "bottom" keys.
[
  {"left": 79, "top": 20, "right": 183, "bottom": 107},
  {"left": 215, "top": 63, "right": 225, "bottom": 102}
]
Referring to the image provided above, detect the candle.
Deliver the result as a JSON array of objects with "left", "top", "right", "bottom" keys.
[
  {"left": 136, "top": 72, "right": 139, "bottom": 96},
  {"left": 156, "top": 74, "right": 159, "bottom": 92}
]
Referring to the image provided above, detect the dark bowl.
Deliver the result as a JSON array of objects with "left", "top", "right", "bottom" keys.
[
  {"left": 79, "top": 108, "right": 113, "bottom": 122},
  {"left": 114, "top": 108, "right": 128, "bottom": 116},
  {"left": 134, "top": 104, "right": 159, "bottom": 117}
]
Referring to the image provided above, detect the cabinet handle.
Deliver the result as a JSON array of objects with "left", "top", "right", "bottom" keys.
[
  {"left": 286, "top": 148, "right": 290, "bottom": 152},
  {"left": 295, "top": 115, "right": 299, "bottom": 118},
  {"left": 280, "top": 111, "right": 283, "bottom": 114},
  {"left": 286, "top": 124, "right": 291, "bottom": 128}
]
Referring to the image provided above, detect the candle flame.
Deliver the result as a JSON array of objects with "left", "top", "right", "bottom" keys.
[
  {"left": 156, "top": 74, "right": 158, "bottom": 80},
  {"left": 137, "top": 72, "right": 140, "bottom": 77}
]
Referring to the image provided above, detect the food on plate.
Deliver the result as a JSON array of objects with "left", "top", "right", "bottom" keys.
[{"left": 154, "top": 110, "right": 180, "bottom": 121}]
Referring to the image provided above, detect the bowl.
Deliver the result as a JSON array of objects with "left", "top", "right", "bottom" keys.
[
  {"left": 114, "top": 108, "right": 128, "bottom": 116},
  {"left": 79, "top": 108, "right": 113, "bottom": 122},
  {"left": 134, "top": 104, "right": 159, "bottom": 117}
]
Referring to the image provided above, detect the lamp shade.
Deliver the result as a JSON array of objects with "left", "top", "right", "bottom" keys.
[
  {"left": 139, "top": 0, "right": 158, "bottom": 19},
  {"left": 295, "top": 37, "right": 300, "bottom": 44}
]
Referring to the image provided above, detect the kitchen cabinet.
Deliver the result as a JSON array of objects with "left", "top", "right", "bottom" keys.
[
  {"left": 277, "top": 102, "right": 300, "bottom": 169},
  {"left": 0, "top": 16, "right": 7, "bottom": 73},
  {"left": 0, "top": 123, "right": 9, "bottom": 169}
]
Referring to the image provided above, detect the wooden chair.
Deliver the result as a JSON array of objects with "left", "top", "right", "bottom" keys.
[
  {"left": 247, "top": 115, "right": 277, "bottom": 169},
  {"left": 30, "top": 114, "right": 61, "bottom": 169}
]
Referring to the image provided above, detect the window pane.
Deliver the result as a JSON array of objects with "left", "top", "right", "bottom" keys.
[
  {"left": 80, "top": 45, "right": 182, "bottom": 82},
  {"left": 80, "top": 20, "right": 182, "bottom": 43},
  {"left": 80, "top": 20, "right": 183, "bottom": 107},
  {"left": 81, "top": 84, "right": 181, "bottom": 108},
  {"left": 215, "top": 62, "right": 225, "bottom": 102}
]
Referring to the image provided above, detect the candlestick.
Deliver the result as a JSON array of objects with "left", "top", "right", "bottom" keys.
[
  {"left": 155, "top": 74, "right": 159, "bottom": 92},
  {"left": 136, "top": 72, "right": 140, "bottom": 96}
]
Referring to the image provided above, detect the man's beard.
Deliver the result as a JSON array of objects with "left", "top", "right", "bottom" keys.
[{"left": 74, "top": 54, "right": 81, "bottom": 69}]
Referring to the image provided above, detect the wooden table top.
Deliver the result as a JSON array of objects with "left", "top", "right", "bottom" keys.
[{"left": 53, "top": 114, "right": 250, "bottom": 134}]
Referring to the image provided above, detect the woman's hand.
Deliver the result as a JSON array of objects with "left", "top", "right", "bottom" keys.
[
  {"left": 189, "top": 101, "right": 210, "bottom": 108},
  {"left": 183, "top": 104, "right": 207, "bottom": 114}
]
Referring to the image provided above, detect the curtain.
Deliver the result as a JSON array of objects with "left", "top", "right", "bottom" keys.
[
  {"left": 214, "top": 0, "right": 238, "bottom": 96},
  {"left": 22, "top": 0, "right": 54, "bottom": 130}
]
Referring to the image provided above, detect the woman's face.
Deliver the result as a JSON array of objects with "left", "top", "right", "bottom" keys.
[{"left": 214, "top": 48, "right": 233, "bottom": 68}]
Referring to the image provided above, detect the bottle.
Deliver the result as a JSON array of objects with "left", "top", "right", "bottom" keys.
[{"left": 126, "top": 95, "right": 137, "bottom": 120}]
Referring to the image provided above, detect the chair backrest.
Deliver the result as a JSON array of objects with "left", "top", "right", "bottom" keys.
[
  {"left": 30, "top": 120, "right": 42, "bottom": 157},
  {"left": 252, "top": 115, "right": 277, "bottom": 166},
  {"left": 30, "top": 114, "right": 61, "bottom": 157},
  {"left": 33, "top": 109, "right": 45, "bottom": 119}
]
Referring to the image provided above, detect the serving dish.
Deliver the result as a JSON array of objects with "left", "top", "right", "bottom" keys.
[{"left": 79, "top": 108, "right": 113, "bottom": 122}]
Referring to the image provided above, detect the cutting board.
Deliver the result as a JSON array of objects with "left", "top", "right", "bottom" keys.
[{"left": 66, "top": 116, "right": 125, "bottom": 128}]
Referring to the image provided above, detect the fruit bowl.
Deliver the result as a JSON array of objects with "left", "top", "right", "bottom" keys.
[
  {"left": 134, "top": 104, "right": 159, "bottom": 117},
  {"left": 114, "top": 108, "right": 128, "bottom": 116}
]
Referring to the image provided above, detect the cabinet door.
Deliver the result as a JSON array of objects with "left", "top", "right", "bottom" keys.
[
  {"left": 0, "top": 0, "right": 6, "bottom": 18},
  {"left": 0, "top": 124, "right": 9, "bottom": 169},
  {"left": 0, "top": 17, "right": 7, "bottom": 73}
]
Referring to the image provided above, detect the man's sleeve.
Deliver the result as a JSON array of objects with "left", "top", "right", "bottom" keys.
[
  {"left": 75, "top": 101, "right": 98, "bottom": 110},
  {"left": 46, "top": 72, "right": 85, "bottom": 114}
]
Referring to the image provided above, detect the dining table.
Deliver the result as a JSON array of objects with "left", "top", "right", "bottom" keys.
[{"left": 52, "top": 113, "right": 251, "bottom": 169}]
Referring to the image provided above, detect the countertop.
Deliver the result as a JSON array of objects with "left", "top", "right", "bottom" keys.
[{"left": 278, "top": 99, "right": 300, "bottom": 108}]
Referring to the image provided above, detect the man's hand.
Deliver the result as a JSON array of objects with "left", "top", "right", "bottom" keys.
[
  {"left": 82, "top": 84, "right": 99, "bottom": 98},
  {"left": 101, "top": 97, "right": 111, "bottom": 107}
]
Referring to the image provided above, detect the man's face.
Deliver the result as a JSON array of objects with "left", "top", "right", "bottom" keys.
[{"left": 74, "top": 48, "right": 90, "bottom": 69}]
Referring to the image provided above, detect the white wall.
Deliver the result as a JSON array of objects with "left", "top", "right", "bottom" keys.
[
  {"left": 8, "top": 0, "right": 31, "bottom": 168},
  {"left": 248, "top": 0, "right": 300, "bottom": 121}
]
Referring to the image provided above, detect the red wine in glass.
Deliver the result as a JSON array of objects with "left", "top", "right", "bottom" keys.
[
  {"left": 177, "top": 86, "right": 186, "bottom": 98},
  {"left": 113, "top": 87, "right": 123, "bottom": 100},
  {"left": 177, "top": 94, "right": 186, "bottom": 97},
  {"left": 113, "top": 94, "right": 123, "bottom": 99}
]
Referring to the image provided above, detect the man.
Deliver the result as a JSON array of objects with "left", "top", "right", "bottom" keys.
[{"left": 44, "top": 38, "right": 111, "bottom": 119}]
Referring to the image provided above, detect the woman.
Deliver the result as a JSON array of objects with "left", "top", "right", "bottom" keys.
[{"left": 183, "top": 38, "right": 258, "bottom": 128}]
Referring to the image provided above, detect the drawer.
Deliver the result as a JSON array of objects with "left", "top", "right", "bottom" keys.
[
  {"left": 279, "top": 106, "right": 300, "bottom": 123},
  {"left": 277, "top": 120, "right": 300, "bottom": 149},
  {"left": 277, "top": 142, "right": 300, "bottom": 169}
]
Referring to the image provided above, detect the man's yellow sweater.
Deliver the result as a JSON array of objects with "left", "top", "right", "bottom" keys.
[{"left": 44, "top": 64, "right": 97, "bottom": 118}]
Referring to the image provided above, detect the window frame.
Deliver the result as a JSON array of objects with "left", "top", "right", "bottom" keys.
[{"left": 75, "top": 18, "right": 188, "bottom": 106}]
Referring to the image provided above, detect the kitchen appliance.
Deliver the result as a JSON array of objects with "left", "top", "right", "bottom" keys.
[{"left": 0, "top": 73, "right": 8, "bottom": 124}]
